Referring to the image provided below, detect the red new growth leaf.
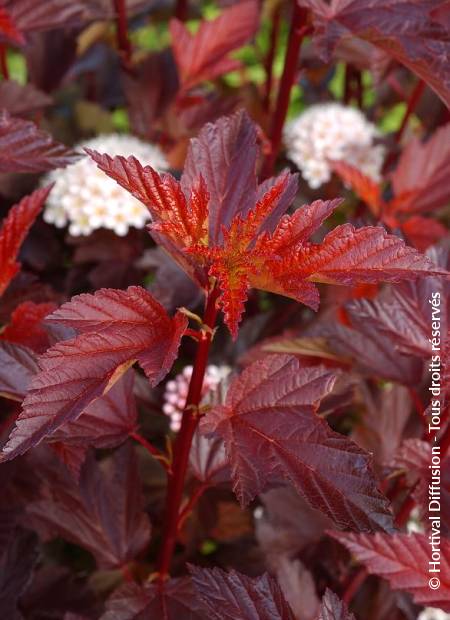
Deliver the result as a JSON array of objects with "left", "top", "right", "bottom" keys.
[
  {"left": 26, "top": 445, "right": 151, "bottom": 569},
  {"left": 330, "top": 160, "right": 382, "bottom": 216},
  {"left": 89, "top": 110, "right": 442, "bottom": 338},
  {"left": 101, "top": 576, "right": 204, "bottom": 620},
  {"left": 0, "top": 186, "right": 52, "bottom": 297},
  {"left": 390, "top": 123, "right": 450, "bottom": 215},
  {"left": 189, "top": 565, "right": 296, "bottom": 620},
  {"left": 317, "top": 589, "right": 355, "bottom": 620},
  {"left": 170, "top": 0, "right": 259, "bottom": 91},
  {"left": 331, "top": 531, "right": 450, "bottom": 611},
  {"left": 0, "top": 111, "right": 79, "bottom": 173},
  {"left": 0, "top": 6, "right": 25, "bottom": 45},
  {"left": 201, "top": 354, "right": 394, "bottom": 532},
  {"left": 302, "top": 0, "right": 450, "bottom": 107},
  {"left": 1, "top": 286, "right": 187, "bottom": 461},
  {"left": 1, "top": 301, "right": 55, "bottom": 353}
]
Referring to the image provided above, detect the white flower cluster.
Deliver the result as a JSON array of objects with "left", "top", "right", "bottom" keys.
[
  {"left": 163, "top": 365, "right": 230, "bottom": 432},
  {"left": 43, "top": 134, "right": 168, "bottom": 237},
  {"left": 418, "top": 609, "right": 450, "bottom": 620},
  {"left": 284, "top": 103, "right": 384, "bottom": 189}
]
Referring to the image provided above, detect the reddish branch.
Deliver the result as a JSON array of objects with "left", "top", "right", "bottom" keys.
[
  {"left": 0, "top": 44, "right": 9, "bottom": 80},
  {"left": 113, "top": 0, "right": 132, "bottom": 66},
  {"left": 157, "top": 287, "right": 219, "bottom": 580},
  {"left": 263, "top": 5, "right": 282, "bottom": 112},
  {"left": 175, "top": 0, "right": 188, "bottom": 21},
  {"left": 261, "top": 3, "right": 309, "bottom": 179},
  {"left": 395, "top": 79, "right": 425, "bottom": 144},
  {"left": 130, "top": 431, "right": 172, "bottom": 474}
]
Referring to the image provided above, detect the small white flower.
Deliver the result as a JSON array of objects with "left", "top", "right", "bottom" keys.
[
  {"left": 163, "top": 365, "right": 230, "bottom": 432},
  {"left": 284, "top": 103, "right": 384, "bottom": 189},
  {"left": 43, "top": 134, "right": 168, "bottom": 237},
  {"left": 418, "top": 609, "right": 450, "bottom": 620}
]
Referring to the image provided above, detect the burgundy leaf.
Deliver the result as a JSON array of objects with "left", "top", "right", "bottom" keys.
[
  {"left": 0, "top": 529, "right": 38, "bottom": 620},
  {"left": 189, "top": 564, "right": 296, "bottom": 620},
  {"left": 201, "top": 354, "right": 394, "bottom": 532},
  {"left": 0, "top": 79, "right": 52, "bottom": 116},
  {"left": 317, "top": 589, "right": 355, "bottom": 620},
  {"left": 275, "top": 556, "right": 320, "bottom": 620},
  {"left": 26, "top": 444, "right": 151, "bottom": 569},
  {"left": 189, "top": 432, "right": 231, "bottom": 485},
  {"left": 101, "top": 577, "right": 204, "bottom": 620},
  {"left": 49, "top": 369, "right": 138, "bottom": 449},
  {"left": 0, "top": 6, "right": 25, "bottom": 45},
  {"left": 0, "top": 342, "right": 38, "bottom": 401},
  {"left": 302, "top": 0, "right": 450, "bottom": 107},
  {"left": 306, "top": 318, "right": 424, "bottom": 386},
  {"left": 331, "top": 531, "right": 450, "bottom": 611},
  {"left": 4, "top": 0, "right": 91, "bottom": 39},
  {"left": 1, "top": 287, "right": 187, "bottom": 461},
  {"left": 0, "top": 111, "right": 79, "bottom": 173},
  {"left": 1, "top": 301, "right": 55, "bottom": 353},
  {"left": 49, "top": 442, "right": 87, "bottom": 481},
  {"left": 0, "top": 186, "right": 52, "bottom": 297},
  {"left": 170, "top": 0, "right": 259, "bottom": 91},
  {"left": 391, "top": 123, "right": 450, "bottom": 215},
  {"left": 181, "top": 109, "right": 298, "bottom": 246}
]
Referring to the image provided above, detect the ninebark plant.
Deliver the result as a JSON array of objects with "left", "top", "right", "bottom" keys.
[{"left": 0, "top": 1, "right": 449, "bottom": 619}]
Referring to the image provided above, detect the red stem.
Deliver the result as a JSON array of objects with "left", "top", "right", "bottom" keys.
[
  {"left": 263, "top": 5, "right": 282, "bottom": 112},
  {"left": 0, "top": 44, "right": 9, "bottom": 80},
  {"left": 175, "top": 0, "right": 188, "bottom": 21},
  {"left": 177, "top": 482, "right": 209, "bottom": 532},
  {"left": 113, "top": 0, "right": 132, "bottom": 66},
  {"left": 342, "top": 568, "right": 368, "bottom": 605},
  {"left": 395, "top": 79, "right": 425, "bottom": 144},
  {"left": 130, "top": 431, "right": 172, "bottom": 473},
  {"left": 261, "top": 2, "right": 309, "bottom": 179},
  {"left": 157, "top": 287, "right": 219, "bottom": 580}
]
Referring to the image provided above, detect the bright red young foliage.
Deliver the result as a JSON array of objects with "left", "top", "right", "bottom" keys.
[
  {"left": 89, "top": 110, "right": 441, "bottom": 338},
  {"left": 0, "top": 186, "right": 52, "bottom": 297},
  {"left": 201, "top": 354, "right": 393, "bottom": 531}
]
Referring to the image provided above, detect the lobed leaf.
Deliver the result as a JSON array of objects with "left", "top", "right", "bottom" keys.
[
  {"left": 26, "top": 445, "right": 151, "bottom": 569},
  {"left": 0, "top": 79, "right": 52, "bottom": 116},
  {"left": 189, "top": 564, "right": 296, "bottom": 620},
  {"left": 101, "top": 576, "right": 204, "bottom": 620},
  {"left": 1, "top": 301, "right": 55, "bottom": 353},
  {"left": 317, "top": 589, "right": 356, "bottom": 620},
  {"left": 302, "top": 0, "right": 450, "bottom": 107},
  {"left": 0, "top": 186, "right": 52, "bottom": 297},
  {"left": 0, "top": 111, "right": 79, "bottom": 173},
  {"left": 170, "top": 1, "right": 259, "bottom": 91},
  {"left": 201, "top": 354, "right": 394, "bottom": 532},
  {"left": 390, "top": 123, "right": 450, "bottom": 215},
  {"left": 331, "top": 531, "right": 450, "bottom": 611},
  {"left": 1, "top": 286, "right": 187, "bottom": 461}
]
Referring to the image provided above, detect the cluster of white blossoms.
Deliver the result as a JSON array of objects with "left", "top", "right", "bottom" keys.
[
  {"left": 284, "top": 103, "right": 385, "bottom": 189},
  {"left": 43, "top": 134, "right": 168, "bottom": 237},
  {"left": 163, "top": 365, "right": 230, "bottom": 432},
  {"left": 418, "top": 609, "right": 450, "bottom": 620}
]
